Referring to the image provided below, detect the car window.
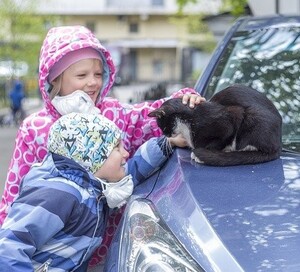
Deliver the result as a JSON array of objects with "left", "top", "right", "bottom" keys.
[{"left": 205, "top": 27, "right": 300, "bottom": 153}]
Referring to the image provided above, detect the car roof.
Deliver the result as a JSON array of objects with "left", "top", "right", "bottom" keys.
[{"left": 234, "top": 15, "right": 300, "bottom": 31}]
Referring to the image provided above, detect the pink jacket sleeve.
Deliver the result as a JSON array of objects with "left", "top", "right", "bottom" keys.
[{"left": 0, "top": 114, "right": 50, "bottom": 225}]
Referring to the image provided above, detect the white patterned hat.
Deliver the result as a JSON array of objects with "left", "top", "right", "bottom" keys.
[{"left": 48, "top": 112, "right": 121, "bottom": 173}]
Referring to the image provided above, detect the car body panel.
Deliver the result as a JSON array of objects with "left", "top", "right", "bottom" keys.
[
  {"left": 136, "top": 148, "right": 300, "bottom": 271},
  {"left": 105, "top": 15, "right": 300, "bottom": 272}
]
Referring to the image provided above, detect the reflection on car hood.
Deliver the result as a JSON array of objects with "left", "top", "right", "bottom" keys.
[{"left": 137, "top": 148, "right": 300, "bottom": 271}]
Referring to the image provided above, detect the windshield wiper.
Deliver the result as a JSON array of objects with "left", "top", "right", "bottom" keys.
[{"left": 281, "top": 147, "right": 300, "bottom": 154}]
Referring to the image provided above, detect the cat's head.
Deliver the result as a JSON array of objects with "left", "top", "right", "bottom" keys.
[{"left": 148, "top": 98, "right": 186, "bottom": 137}]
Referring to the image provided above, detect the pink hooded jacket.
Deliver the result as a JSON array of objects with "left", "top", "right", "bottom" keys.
[{"left": 0, "top": 25, "right": 197, "bottom": 265}]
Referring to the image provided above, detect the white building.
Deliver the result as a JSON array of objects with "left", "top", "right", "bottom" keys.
[
  {"left": 248, "top": 0, "right": 300, "bottom": 16},
  {"left": 34, "top": 0, "right": 222, "bottom": 86}
]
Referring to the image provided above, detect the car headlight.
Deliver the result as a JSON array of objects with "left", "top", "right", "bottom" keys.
[{"left": 118, "top": 199, "right": 204, "bottom": 272}]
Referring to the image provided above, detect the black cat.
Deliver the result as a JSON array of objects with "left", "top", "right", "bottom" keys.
[{"left": 148, "top": 85, "right": 282, "bottom": 166}]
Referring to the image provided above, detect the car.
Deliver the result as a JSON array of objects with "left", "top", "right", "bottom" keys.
[{"left": 105, "top": 15, "right": 300, "bottom": 272}]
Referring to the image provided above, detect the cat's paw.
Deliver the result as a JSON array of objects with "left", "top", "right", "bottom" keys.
[{"left": 191, "top": 152, "right": 203, "bottom": 164}]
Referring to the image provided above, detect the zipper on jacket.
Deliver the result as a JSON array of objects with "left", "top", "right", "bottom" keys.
[
  {"left": 72, "top": 190, "right": 103, "bottom": 271},
  {"left": 35, "top": 258, "right": 52, "bottom": 272}
]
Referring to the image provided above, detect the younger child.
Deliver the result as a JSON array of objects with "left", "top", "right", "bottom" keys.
[{"left": 0, "top": 112, "right": 187, "bottom": 271}]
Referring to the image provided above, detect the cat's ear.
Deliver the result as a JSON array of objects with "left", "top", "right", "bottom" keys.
[{"left": 148, "top": 108, "right": 166, "bottom": 118}]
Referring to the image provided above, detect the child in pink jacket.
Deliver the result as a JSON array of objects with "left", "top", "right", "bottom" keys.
[{"left": 0, "top": 25, "right": 203, "bottom": 268}]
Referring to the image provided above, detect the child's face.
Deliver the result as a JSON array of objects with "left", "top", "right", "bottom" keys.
[
  {"left": 59, "top": 58, "right": 103, "bottom": 103},
  {"left": 95, "top": 141, "right": 129, "bottom": 182}
]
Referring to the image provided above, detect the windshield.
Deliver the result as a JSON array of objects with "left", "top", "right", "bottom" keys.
[{"left": 205, "top": 26, "right": 300, "bottom": 152}]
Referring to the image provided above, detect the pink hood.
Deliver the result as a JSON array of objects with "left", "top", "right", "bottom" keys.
[{"left": 39, "top": 25, "right": 116, "bottom": 118}]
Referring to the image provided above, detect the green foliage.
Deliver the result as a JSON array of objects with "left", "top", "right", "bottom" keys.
[
  {"left": 0, "top": 0, "right": 59, "bottom": 76},
  {"left": 186, "top": 15, "right": 209, "bottom": 33},
  {"left": 177, "top": 0, "right": 248, "bottom": 16},
  {"left": 221, "top": 0, "right": 248, "bottom": 16},
  {"left": 173, "top": 0, "right": 248, "bottom": 53},
  {"left": 169, "top": 14, "right": 216, "bottom": 53},
  {"left": 189, "top": 39, "right": 216, "bottom": 52},
  {"left": 176, "top": 0, "right": 198, "bottom": 14}
]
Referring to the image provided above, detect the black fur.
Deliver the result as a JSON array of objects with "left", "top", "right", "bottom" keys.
[{"left": 148, "top": 85, "right": 282, "bottom": 166}]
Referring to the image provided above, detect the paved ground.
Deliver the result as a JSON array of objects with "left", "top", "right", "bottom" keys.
[{"left": 0, "top": 98, "right": 43, "bottom": 196}]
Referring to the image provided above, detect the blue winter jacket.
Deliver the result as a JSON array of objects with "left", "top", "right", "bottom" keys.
[
  {"left": 0, "top": 136, "right": 173, "bottom": 272},
  {"left": 9, "top": 80, "right": 25, "bottom": 110}
]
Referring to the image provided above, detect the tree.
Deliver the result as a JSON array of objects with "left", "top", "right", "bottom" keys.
[
  {"left": 0, "top": 0, "right": 59, "bottom": 77},
  {"left": 176, "top": 0, "right": 198, "bottom": 14},
  {"left": 221, "top": 0, "right": 248, "bottom": 16},
  {"left": 176, "top": 0, "right": 248, "bottom": 16}
]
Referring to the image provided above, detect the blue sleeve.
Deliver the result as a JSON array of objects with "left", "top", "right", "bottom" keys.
[
  {"left": 0, "top": 187, "right": 68, "bottom": 271},
  {"left": 126, "top": 136, "right": 174, "bottom": 186}
]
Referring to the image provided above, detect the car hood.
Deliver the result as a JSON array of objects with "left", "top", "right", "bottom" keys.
[{"left": 135, "top": 148, "right": 300, "bottom": 271}]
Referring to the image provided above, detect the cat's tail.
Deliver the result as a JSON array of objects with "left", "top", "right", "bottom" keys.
[{"left": 192, "top": 148, "right": 281, "bottom": 166}]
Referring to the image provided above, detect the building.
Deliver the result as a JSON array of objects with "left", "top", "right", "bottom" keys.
[
  {"left": 248, "top": 0, "right": 300, "bottom": 16},
  {"left": 36, "top": 0, "right": 222, "bottom": 86}
]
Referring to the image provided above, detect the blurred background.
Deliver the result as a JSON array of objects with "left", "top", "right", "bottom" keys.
[{"left": 0, "top": 0, "right": 298, "bottom": 107}]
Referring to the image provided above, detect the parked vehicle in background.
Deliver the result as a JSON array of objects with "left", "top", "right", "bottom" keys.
[
  {"left": 105, "top": 15, "right": 300, "bottom": 272},
  {"left": 0, "top": 60, "right": 28, "bottom": 78}
]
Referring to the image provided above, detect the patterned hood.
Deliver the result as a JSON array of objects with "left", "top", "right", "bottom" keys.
[
  {"left": 38, "top": 25, "right": 116, "bottom": 118},
  {"left": 48, "top": 112, "right": 121, "bottom": 174}
]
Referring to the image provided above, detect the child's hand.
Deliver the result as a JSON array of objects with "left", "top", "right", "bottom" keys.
[
  {"left": 168, "top": 134, "right": 189, "bottom": 148},
  {"left": 181, "top": 93, "right": 206, "bottom": 108}
]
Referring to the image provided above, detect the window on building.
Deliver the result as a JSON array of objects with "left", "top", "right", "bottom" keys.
[
  {"left": 129, "top": 23, "right": 139, "bottom": 33},
  {"left": 117, "top": 15, "right": 127, "bottom": 22},
  {"left": 152, "top": 0, "right": 164, "bottom": 6},
  {"left": 153, "top": 60, "right": 163, "bottom": 76}
]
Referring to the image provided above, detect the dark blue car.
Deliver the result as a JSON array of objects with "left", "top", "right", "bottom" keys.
[{"left": 105, "top": 15, "right": 300, "bottom": 272}]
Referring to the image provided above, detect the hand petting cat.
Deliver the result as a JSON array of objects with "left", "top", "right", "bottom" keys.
[
  {"left": 157, "top": 92, "right": 205, "bottom": 149},
  {"left": 181, "top": 93, "right": 206, "bottom": 108},
  {"left": 168, "top": 134, "right": 188, "bottom": 148}
]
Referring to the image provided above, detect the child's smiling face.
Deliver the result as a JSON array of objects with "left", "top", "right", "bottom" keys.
[
  {"left": 94, "top": 141, "right": 129, "bottom": 182},
  {"left": 59, "top": 58, "right": 103, "bottom": 103}
]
